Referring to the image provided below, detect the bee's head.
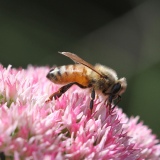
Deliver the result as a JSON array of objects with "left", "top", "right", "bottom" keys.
[
  {"left": 108, "top": 77, "right": 127, "bottom": 105},
  {"left": 116, "top": 78, "right": 127, "bottom": 95}
]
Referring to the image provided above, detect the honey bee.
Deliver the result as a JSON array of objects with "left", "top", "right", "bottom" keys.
[{"left": 46, "top": 52, "right": 127, "bottom": 113}]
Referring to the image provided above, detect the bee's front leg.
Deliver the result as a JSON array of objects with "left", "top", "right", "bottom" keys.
[
  {"left": 111, "top": 95, "right": 121, "bottom": 111},
  {"left": 107, "top": 95, "right": 121, "bottom": 114}
]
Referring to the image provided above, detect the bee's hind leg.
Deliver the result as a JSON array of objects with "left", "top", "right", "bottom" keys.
[{"left": 45, "top": 82, "right": 87, "bottom": 102}]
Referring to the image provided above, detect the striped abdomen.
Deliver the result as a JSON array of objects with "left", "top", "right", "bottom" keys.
[{"left": 46, "top": 64, "right": 90, "bottom": 86}]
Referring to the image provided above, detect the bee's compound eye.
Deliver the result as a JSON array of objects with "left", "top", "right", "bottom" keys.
[{"left": 111, "top": 83, "right": 121, "bottom": 94}]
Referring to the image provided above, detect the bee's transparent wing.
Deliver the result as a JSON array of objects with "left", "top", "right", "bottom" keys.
[{"left": 59, "top": 52, "right": 103, "bottom": 77}]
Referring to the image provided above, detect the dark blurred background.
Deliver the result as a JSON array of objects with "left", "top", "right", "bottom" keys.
[{"left": 0, "top": 0, "right": 160, "bottom": 138}]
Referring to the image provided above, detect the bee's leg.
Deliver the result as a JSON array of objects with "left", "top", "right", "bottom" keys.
[
  {"left": 104, "top": 99, "right": 111, "bottom": 114},
  {"left": 90, "top": 88, "right": 95, "bottom": 111},
  {"left": 103, "top": 95, "right": 111, "bottom": 113},
  {"left": 111, "top": 95, "right": 121, "bottom": 111},
  {"left": 108, "top": 103, "right": 112, "bottom": 114},
  {"left": 46, "top": 82, "right": 87, "bottom": 102}
]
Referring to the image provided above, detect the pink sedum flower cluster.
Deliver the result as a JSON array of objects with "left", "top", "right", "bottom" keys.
[{"left": 0, "top": 65, "right": 159, "bottom": 160}]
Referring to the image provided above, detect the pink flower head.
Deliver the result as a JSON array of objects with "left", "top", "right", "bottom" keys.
[{"left": 0, "top": 65, "right": 159, "bottom": 160}]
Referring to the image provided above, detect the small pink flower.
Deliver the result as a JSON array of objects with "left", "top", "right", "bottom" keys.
[{"left": 0, "top": 65, "right": 159, "bottom": 160}]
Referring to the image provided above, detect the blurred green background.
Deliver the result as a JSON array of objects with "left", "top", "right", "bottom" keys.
[{"left": 0, "top": 0, "right": 160, "bottom": 138}]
